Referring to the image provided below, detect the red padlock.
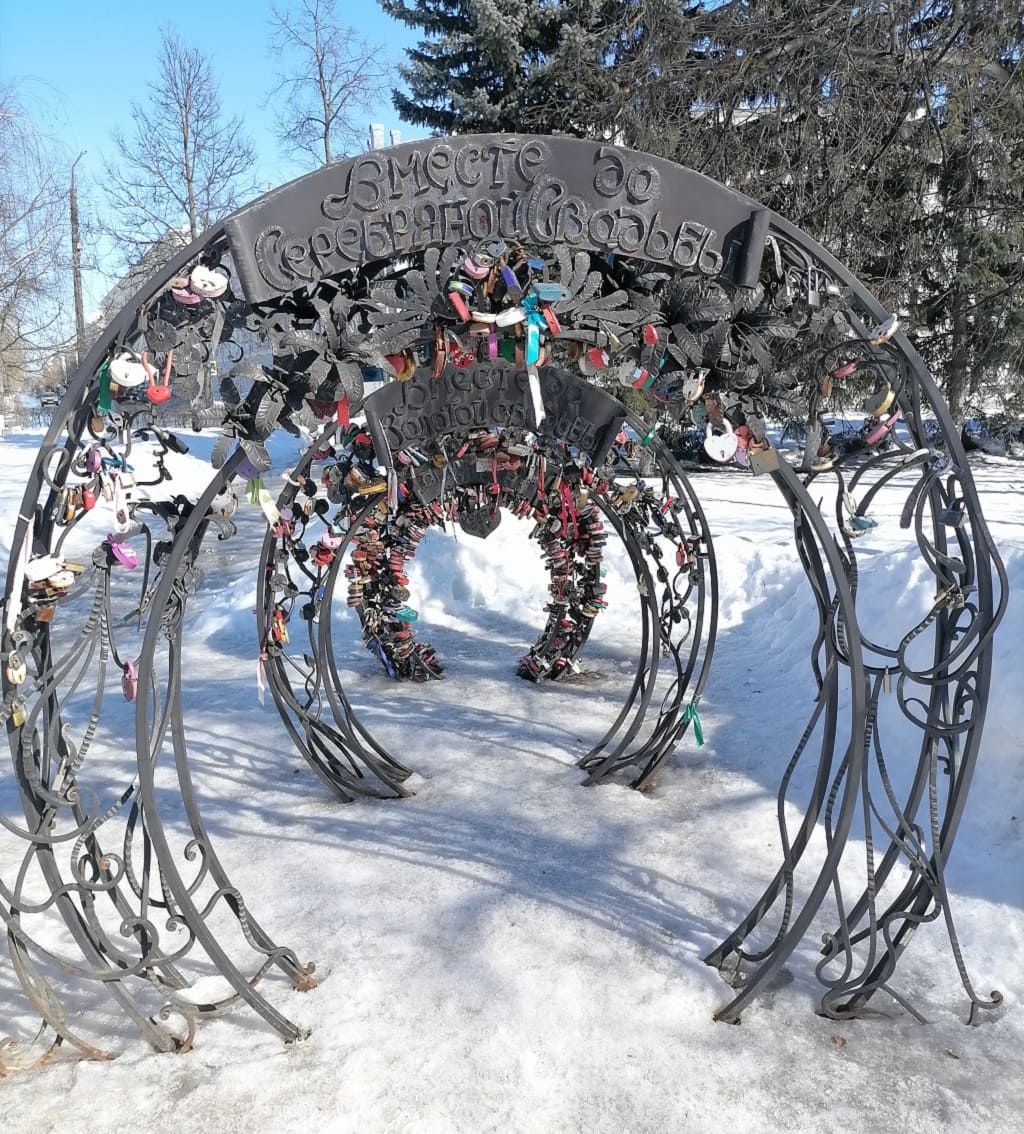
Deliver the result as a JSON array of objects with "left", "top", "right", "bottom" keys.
[{"left": 142, "top": 350, "right": 173, "bottom": 405}]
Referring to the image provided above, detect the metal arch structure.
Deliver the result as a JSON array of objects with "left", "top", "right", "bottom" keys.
[{"left": 0, "top": 134, "right": 1007, "bottom": 1067}]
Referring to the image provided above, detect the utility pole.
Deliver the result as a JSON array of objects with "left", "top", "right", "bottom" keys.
[{"left": 70, "top": 151, "right": 87, "bottom": 369}]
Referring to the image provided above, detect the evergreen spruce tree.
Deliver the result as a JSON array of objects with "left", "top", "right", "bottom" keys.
[
  {"left": 378, "top": 0, "right": 574, "bottom": 134},
  {"left": 381, "top": 0, "right": 1024, "bottom": 419},
  {"left": 650, "top": 1, "right": 1024, "bottom": 422}
]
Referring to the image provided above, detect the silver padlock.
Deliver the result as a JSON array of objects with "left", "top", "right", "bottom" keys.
[{"left": 704, "top": 419, "right": 739, "bottom": 464}]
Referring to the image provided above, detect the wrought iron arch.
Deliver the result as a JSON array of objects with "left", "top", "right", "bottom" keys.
[{"left": 1, "top": 134, "right": 1006, "bottom": 1066}]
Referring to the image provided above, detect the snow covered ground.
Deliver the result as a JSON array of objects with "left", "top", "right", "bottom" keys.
[{"left": 0, "top": 427, "right": 1022, "bottom": 1133}]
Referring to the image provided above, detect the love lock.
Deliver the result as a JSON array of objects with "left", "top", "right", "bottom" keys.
[
  {"left": 142, "top": 350, "right": 174, "bottom": 405},
  {"left": 579, "top": 346, "right": 610, "bottom": 376},
  {"left": 680, "top": 370, "right": 707, "bottom": 403},
  {"left": 109, "top": 351, "right": 148, "bottom": 389},
  {"left": 704, "top": 419, "right": 739, "bottom": 463},
  {"left": 107, "top": 534, "right": 139, "bottom": 570},
  {"left": 470, "top": 239, "right": 505, "bottom": 268},
  {"left": 5, "top": 652, "right": 27, "bottom": 685},
  {"left": 500, "top": 263, "right": 522, "bottom": 299},
  {"left": 25, "top": 554, "right": 65, "bottom": 584},
  {"left": 449, "top": 341, "right": 476, "bottom": 369},
  {"left": 869, "top": 313, "right": 899, "bottom": 344},
  {"left": 863, "top": 383, "right": 896, "bottom": 419},
  {"left": 170, "top": 275, "right": 203, "bottom": 305},
  {"left": 496, "top": 305, "right": 526, "bottom": 328},
  {"left": 447, "top": 279, "right": 474, "bottom": 321},
  {"left": 122, "top": 660, "right": 138, "bottom": 701},
  {"left": 189, "top": 264, "right": 229, "bottom": 298},
  {"left": 865, "top": 407, "right": 903, "bottom": 446},
  {"left": 462, "top": 255, "right": 490, "bottom": 280},
  {"left": 531, "top": 281, "right": 572, "bottom": 305},
  {"left": 459, "top": 504, "right": 501, "bottom": 539}
]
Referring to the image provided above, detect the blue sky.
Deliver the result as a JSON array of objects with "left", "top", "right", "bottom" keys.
[{"left": 0, "top": 0, "right": 426, "bottom": 308}]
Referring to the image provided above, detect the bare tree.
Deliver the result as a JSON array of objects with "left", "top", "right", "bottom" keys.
[
  {"left": 0, "top": 82, "right": 71, "bottom": 415},
  {"left": 102, "top": 29, "right": 257, "bottom": 262},
  {"left": 268, "top": 0, "right": 387, "bottom": 167}
]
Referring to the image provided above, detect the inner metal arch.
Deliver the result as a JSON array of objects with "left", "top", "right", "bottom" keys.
[
  {"left": 254, "top": 405, "right": 717, "bottom": 799},
  {"left": 1, "top": 134, "right": 1007, "bottom": 1065}
]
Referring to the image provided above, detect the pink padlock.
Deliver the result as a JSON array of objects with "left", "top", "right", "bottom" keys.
[
  {"left": 866, "top": 408, "right": 903, "bottom": 446},
  {"left": 107, "top": 534, "right": 138, "bottom": 569},
  {"left": 463, "top": 257, "right": 490, "bottom": 280},
  {"left": 172, "top": 285, "right": 202, "bottom": 306},
  {"left": 122, "top": 660, "right": 138, "bottom": 701}
]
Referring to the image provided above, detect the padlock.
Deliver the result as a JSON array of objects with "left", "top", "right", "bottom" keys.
[
  {"left": 11, "top": 700, "right": 26, "bottom": 727},
  {"left": 749, "top": 447, "right": 780, "bottom": 475},
  {"left": 6, "top": 653, "right": 27, "bottom": 685},
  {"left": 680, "top": 370, "right": 706, "bottom": 403},
  {"left": 472, "top": 239, "right": 506, "bottom": 268},
  {"left": 863, "top": 384, "right": 896, "bottom": 419},
  {"left": 581, "top": 347, "right": 609, "bottom": 374},
  {"left": 496, "top": 305, "right": 526, "bottom": 327},
  {"left": 171, "top": 275, "right": 202, "bottom": 305},
  {"left": 25, "top": 555, "right": 65, "bottom": 584},
  {"left": 448, "top": 281, "right": 473, "bottom": 321},
  {"left": 869, "top": 313, "right": 899, "bottom": 344},
  {"left": 463, "top": 255, "right": 490, "bottom": 280},
  {"left": 704, "top": 419, "right": 739, "bottom": 464},
  {"left": 61, "top": 487, "right": 80, "bottom": 523},
  {"left": 806, "top": 268, "right": 822, "bottom": 308},
  {"left": 450, "top": 342, "right": 476, "bottom": 368},
  {"left": 107, "top": 534, "right": 139, "bottom": 570},
  {"left": 122, "top": 660, "right": 138, "bottom": 701},
  {"left": 190, "top": 264, "right": 229, "bottom": 298},
  {"left": 541, "top": 304, "right": 561, "bottom": 335},
  {"left": 109, "top": 351, "right": 148, "bottom": 388},
  {"left": 865, "top": 407, "right": 902, "bottom": 445},
  {"left": 143, "top": 351, "right": 173, "bottom": 405},
  {"left": 631, "top": 367, "right": 656, "bottom": 391}
]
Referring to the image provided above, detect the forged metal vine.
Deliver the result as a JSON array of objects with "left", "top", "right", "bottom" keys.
[{"left": 0, "top": 135, "right": 1007, "bottom": 1068}]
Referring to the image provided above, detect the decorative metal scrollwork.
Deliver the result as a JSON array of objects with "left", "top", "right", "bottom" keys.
[{"left": 1, "top": 135, "right": 1006, "bottom": 1067}]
